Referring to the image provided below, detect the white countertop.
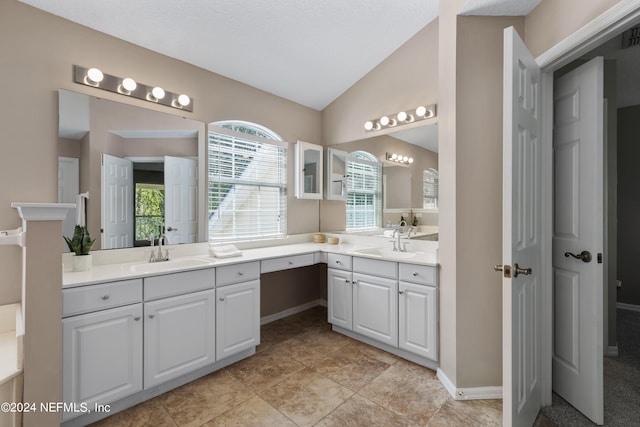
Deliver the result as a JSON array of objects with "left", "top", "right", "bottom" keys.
[{"left": 63, "top": 236, "right": 438, "bottom": 288}]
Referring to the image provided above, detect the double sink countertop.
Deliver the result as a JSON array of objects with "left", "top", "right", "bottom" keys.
[{"left": 62, "top": 234, "right": 439, "bottom": 288}]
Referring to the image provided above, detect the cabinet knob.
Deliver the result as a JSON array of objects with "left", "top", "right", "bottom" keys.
[
  {"left": 412, "top": 272, "right": 418, "bottom": 277},
  {"left": 344, "top": 279, "right": 350, "bottom": 283},
  {"left": 101, "top": 295, "right": 110, "bottom": 300},
  {"left": 219, "top": 297, "right": 225, "bottom": 302},
  {"left": 352, "top": 280, "right": 357, "bottom": 285},
  {"left": 336, "top": 260, "right": 341, "bottom": 264},
  {"left": 399, "top": 290, "right": 405, "bottom": 295},
  {"left": 133, "top": 316, "right": 141, "bottom": 321},
  {"left": 148, "top": 314, "right": 155, "bottom": 319},
  {"left": 237, "top": 272, "right": 244, "bottom": 276},
  {"left": 288, "top": 261, "right": 294, "bottom": 265}
]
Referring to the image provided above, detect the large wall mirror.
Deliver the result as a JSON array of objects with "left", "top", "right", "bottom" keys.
[
  {"left": 58, "top": 89, "right": 206, "bottom": 250},
  {"left": 328, "top": 123, "right": 438, "bottom": 238}
]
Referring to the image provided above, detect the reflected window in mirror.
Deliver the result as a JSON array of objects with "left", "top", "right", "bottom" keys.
[
  {"left": 346, "top": 151, "right": 382, "bottom": 231},
  {"left": 423, "top": 168, "right": 438, "bottom": 210},
  {"left": 208, "top": 121, "right": 287, "bottom": 242},
  {"left": 135, "top": 183, "right": 165, "bottom": 241}
]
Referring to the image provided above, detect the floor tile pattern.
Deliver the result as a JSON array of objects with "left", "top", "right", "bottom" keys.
[{"left": 91, "top": 306, "right": 502, "bottom": 426}]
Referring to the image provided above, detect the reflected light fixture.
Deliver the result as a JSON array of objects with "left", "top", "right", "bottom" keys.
[
  {"left": 73, "top": 65, "right": 193, "bottom": 112},
  {"left": 365, "top": 104, "right": 436, "bottom": 133},
  {"left": 386, "top": 152, "right": 414, "bottom": 165}
]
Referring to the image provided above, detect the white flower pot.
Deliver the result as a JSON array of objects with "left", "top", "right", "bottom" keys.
[{"left": 72, "top": 254, "right": 92, "bottom": 272}]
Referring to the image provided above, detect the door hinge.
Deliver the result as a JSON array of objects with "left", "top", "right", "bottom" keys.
[{"left": 597, "top": 253, "right": 603, "bottom": 264}]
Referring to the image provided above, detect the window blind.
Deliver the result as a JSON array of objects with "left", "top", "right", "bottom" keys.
[
  {"left": 346, "top": 153, "right": 381, "bottom": 230},
  {"left": 423, "top": 169, "right": 438, "bottom": 209},
  {"left": 208, "top": 127, "right": 287, "bottom": 241}
]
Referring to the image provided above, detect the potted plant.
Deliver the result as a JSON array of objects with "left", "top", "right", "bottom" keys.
[{"left": 64, "top": 225, "right": 95, "bottom": 272}]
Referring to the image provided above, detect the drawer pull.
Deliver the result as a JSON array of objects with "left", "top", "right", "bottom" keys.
[
  {"left": 352, "top": 280, "right": 357, "bottom": 285},
  {"left": 288, "top": 261, "right": 294, "bottom": 265},
  {"left": 344, "top": 279, "right": 350, "bottom": 283},
  {"left": 399, "top": 290, "right": 405, "bottom": 295},
  {"left": 133, "top": 316, "right": 141, "bottom": 321},
  {"left": 412, "top": 272, "right": 419, "bottom": 277},
  {"left": 336, "top": 260, "right": 341, "bottom": 264},
  {"left": 148, "top": 314, "right": 155, "bottom": 319},
  {"left": 237, "top": 272, "right": 244, "bottom": 276},
  {"left": 219, "top": 297, "right": 225, "bottom": 302},
  {"left": 101, "top": 295, "right": 110, "bottom": 300}
]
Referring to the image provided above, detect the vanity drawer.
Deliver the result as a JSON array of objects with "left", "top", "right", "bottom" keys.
[
  {"left": 352, "top": 257, "right": 397, "bottom": 279},
  {"left": 261, "top": 253, "right": 315, "bottom": 273},
  {"left": 216, "top": 261, "right": 260, "bottom": 287},
  {"left": 144, "top": 268, "right": 215, "bottom": 301},
  {"left": 63, "top": 279, "right": 142, "bottom": 317},
  {"left": 327, "top": 253, "right": 352, "bottom": 271},
  {"left": 399, "top": 263, "right": 436, "bottom": 286}
]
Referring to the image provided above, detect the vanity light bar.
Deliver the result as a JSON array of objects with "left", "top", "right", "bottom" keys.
[
  {"left": 386, "top": 152, "right": 414, "bottom": 165},
  {"left": 364, "top": 104, "right": 436, "bottom": 132},
  {"left": 73, "top": 65, "right": 193, "bottom": 112}
]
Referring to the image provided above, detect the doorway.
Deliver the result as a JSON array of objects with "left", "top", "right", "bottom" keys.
[{"left": 538, "top": 8, "right": 640, "bottom": 425}]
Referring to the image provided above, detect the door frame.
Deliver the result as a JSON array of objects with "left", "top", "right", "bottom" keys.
[{"left": 535, "top": 0, "right": 640, "bottom": 406}]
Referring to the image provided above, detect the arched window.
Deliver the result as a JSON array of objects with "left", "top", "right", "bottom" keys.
[
  {"left": 423, "top": 168, "right": 438, "bottom": 210},
  {"left": 346, "top": 151, "right": 382, "bottom": 230},
  {"left": 208, "top": 121, "right": 287, "bottom": 241}
]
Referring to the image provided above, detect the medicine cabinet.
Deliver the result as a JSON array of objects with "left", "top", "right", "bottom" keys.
[
  {"left": 295, "top": 141, "right": 323, "bottom": 199},
  {"left": 324, "top": 148, "right": 348, "bottom": 201}
]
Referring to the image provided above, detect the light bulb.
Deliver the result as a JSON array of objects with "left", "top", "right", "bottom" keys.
[
  {"left": 380, "top": 116, "right": 390, "bottom": 126},
  {"left": 397, "top": 111, "right": 408, "bottom": 122},
  {"left": 364, "top": 121, "right": 374, "bottom": 131},
  {"left": 86, "top": 68, "right": 104, "bottom": 84},
  {"left": 122, "top": 78, "right": 137, "bottom": 92},
  {"left": 391, "top": 153, "right": 398, "bottom": 160},
  {"left": 177, "top": 94, "right": 190, "bottom": 106},
  {"left": 408, "top": 157, "right": 414, "bottom": 164},
  {"left": 151, "top": 86, "right": 165, "bottom": 100},
  {"left": 403, "top": 156, "right": 409, "bottom": 162},
  {"left": 416, "top": 106, "right": 427, "bottom": 117}
]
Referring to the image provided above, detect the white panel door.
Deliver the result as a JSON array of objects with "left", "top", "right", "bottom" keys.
[
  {"left": 502, "top": 27, "right": 542, "bottom": 427},
  {"left": 352, "top": 272, "right": 397, "bottom": 346},
  {"left": 552, "top": 56, "right": 604, "bottom": 425},
  {"left": 101, "top": 154, "right": 133, "bottom": 249},
  {"left": 327, "top": 268, "right": 353, "bottom": 330},
  {"left": 216, "top": 280, "right": 260, "bottom": 360},
  {"left": 144, "top": 289, "right": 215, "bottom": 388},
  {"left": 164, "top": 156, "right": 197, "bottom": 244},
  {"left": 62, "top": 304, "right": 142, "bottom": 421}
]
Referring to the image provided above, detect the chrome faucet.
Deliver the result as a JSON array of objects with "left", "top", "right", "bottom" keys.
[
  {"left": 391, "top": 227, "right": 410, "bottom": 252},
  {"left": 149, "top": 233, "right": 170, "bottom": 263},
  {"left": 407, "top": 226, "right": 415, "bottom": 239}
]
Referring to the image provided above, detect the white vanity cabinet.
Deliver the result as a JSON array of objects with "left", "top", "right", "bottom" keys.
[
  {"left": 143, "top": 269, "right": 216, "bottom": 388},
  {"left": 398, "top": 263, "right": 438, "bottom": 360},
  {"left": 295, "top": 140, "right": 323, "bottom": 199},
  {"left": 327, "top": 267, "right": 353, "bottom": 329},
  {"left": 324, "top": 148, "right": 348, "bottom": 201},
  {"left": 215, "top": 262, "right": 260, "bottom": 360},
  {"left": 62, "top": 280, "right": 143, "bottom": 421},
  {"left": 352, "top": 258, "right": 398, "bottom": 347}
]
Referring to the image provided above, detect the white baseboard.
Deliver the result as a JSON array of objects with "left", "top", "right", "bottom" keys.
[
  {"left": 617, "top": 302, "right": 640, "bottom": 312},
  {"left": 437, "top": 368, "right": 502, "bottom": 400},
  {"left": 260, "top": 299, "right": 323, "bottom": 325},
  {"left": 606, "top": 345, "right": 619, "bottom": 357}
]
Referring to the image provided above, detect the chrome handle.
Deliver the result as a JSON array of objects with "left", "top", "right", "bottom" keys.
[
  {"left": 219, "top": 297, "right": 225, "bottom": 301},
  {"left": 133, "top": 316, "right": 141, "bottom": 321},
  {"left": 564, "top": 250, "right": 592, "bottom": 263},
  {"left": 336, "top": 260, "right": 341, "bottom": 264},
  {"left": 167, "top": 227, "right": 177, "bottom": 231},
  {"left": 514, "top": 263, "right": 532, "bottom": 278},
  {"left": 148, "top": 314, "right": 155, "bottom": 319},
  {"left": 412, "top": 272, "right": 418, "bottom": 277},
  {"left": 237, "top": 272, "right": 244, "bottom": 276},
  {"left": 352, "top": 280, "right": 357, "bottom": 285},
  {"left": 399, "top": 290, "right": 404, "bottom": 295},
  {"left": 288, "top": 261, "right": 294, "bottom": 265},
  {"left": 345, "top": 279, "right": 350, "bottom": 283},
  {"left": 101, "top": 295, "right": 109, "bottom": 300},
  {"left": 494, "top": 264, "right": 511, "bottom": 278}
]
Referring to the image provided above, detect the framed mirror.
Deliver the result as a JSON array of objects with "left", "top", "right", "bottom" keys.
[{"left": 58, "top": 89, "right": 207, "bottom": 250}]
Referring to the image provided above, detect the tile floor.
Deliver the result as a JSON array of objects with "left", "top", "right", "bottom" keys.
[{"left": 91, "top": 306, "right": 502, "bottom": 426}]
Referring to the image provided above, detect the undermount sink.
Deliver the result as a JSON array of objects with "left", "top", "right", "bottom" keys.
[
  {"left": 123, "top": 257, "right": 215, "bottom": 274},
  {"left": 353, "top": 247, "right": 422, "bottom": 260}
]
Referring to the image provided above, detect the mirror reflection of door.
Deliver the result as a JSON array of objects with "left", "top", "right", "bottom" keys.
[{"left": 58, "top": 156, "right": 79, "bottom": 252}]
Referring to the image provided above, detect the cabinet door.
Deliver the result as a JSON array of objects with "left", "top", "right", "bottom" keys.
[
  {"left": 63, "top": 304, "right": 142, "bottom": 420},
  {"left": 352, "top": 273, "right": 398, "bottom": 346},
  {"left": 325, "top": 148, "right": 348, "bottom": 201},
  {"left": 399, "top": 282, "right": 438, "bottom": 360},
  {"left": 295, "top": 141, "right": 323, "bottom": 199},
  {"left": 216, "top": 280, "right": 260, "bottom": 360},
  {"left": 144, "top": 289, "right": 215, "bottom": 388},
  {"left": 327, "top": 268, "right": 353, "bottom": 329}
]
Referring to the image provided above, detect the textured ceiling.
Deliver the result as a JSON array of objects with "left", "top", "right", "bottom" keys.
[{"left": 21, "top": 0, "right": 541, "bottom": 111}]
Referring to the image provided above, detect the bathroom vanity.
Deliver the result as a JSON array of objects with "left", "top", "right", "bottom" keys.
[{"left": 60, "top": 236, "right": 438, "bottom": 426}]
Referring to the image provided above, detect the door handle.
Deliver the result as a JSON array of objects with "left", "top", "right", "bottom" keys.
[
  {"left": 167, "top": 227, "right": 178, "bottom": 232},
  {"left": 513, "top": 263, "right": 532, "bottom": 278},
  {"left": 564, "top": 250, "right": 592, "bottom": 263},
  {"left": 494, "top": 264, "right": 511, "bottom": 278}
]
